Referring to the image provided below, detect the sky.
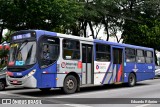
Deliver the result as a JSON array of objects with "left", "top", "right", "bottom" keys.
[
  {"left": 86, "top": 25, "right": 123, "bottom": 43},
  {"left": 2, "top": 29, "right": 8, "bottom": 37}
]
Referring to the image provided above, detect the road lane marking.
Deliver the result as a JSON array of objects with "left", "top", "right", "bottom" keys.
[
  {"left": 0, "top": 92, "right": 38, "bottom": 98},
  {"left": 64, "top": 104, "right": 92, "bottom": 107},
  {"left": 53, "top": 90, "right": 109, "bottom": 98},
  {"left": 52, "top": 82, "right": 160, "bottom": 98},
  {"left": 53, "top": 84, "right": 158, "bottom": 98},
  {"left": 135, "top": 104, "right": 151, "bottom": 107},
  {"left": 0, "top": 92, "right": 92, "bottom": 107}
]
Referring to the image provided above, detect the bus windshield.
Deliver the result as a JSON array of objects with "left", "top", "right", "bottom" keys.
[{"left": 8, "top": 41, "right": 36, "bottom": 66}]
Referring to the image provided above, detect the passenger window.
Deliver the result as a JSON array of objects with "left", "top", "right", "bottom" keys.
[
  {"left": 136, "top": 49, "right": 145, "bottom": 63},
  {"left": 96, "top": 44, "right": 110, "bottom": 61},
  {"left": 63, "top": 39, "right": 80, "bottom": 60},
  {"left": 145, "top": 51, "right": 153, "bottom": 63},
  {"left": 125, "top": 48, "right": 136, "bottom": 62}
]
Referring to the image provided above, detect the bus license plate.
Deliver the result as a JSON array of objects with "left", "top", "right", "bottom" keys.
[{"left": 13, "top": 80, "right": 18, "bottom": 84}]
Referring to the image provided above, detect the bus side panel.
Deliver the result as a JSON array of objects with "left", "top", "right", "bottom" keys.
[
  {"left": 94, "top": 61, "right": 111, "bottom": 85},
  {"left": 144, "top": 63, "right": 155, "bottom": 79},
  {"left": 123, "top": 62, "right": 135, "bottom": 83},
  {"left": 41, "top": 74, "right": 57, "bottom": 88},
  {"left": 123, "top": 63, "right": 155, "bottom": 83},
  {"left": 136, "top": 63, "right": 155, "bottom": 81},
  {"left": 56, "top": 74, "right": 67, "bottom": 87},
  {"left": 38, "top": 63, "right": 57, "bottom": 88},
  {"left": 55, "top": 37, "right": 82, "bottom": 87}
]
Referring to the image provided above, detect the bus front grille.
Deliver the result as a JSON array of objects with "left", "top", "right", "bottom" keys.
[
  {"left": 9, "top": 76, "right": 24, "bottom": 78},
  {"left": 10, "top": 80, "right": 22, "bottom": 85}
]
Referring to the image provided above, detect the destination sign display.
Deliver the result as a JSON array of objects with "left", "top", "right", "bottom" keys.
[
  {"left": 11, "top": 31, "right": 36, "bottom": 41},
  {"left": 12, "top": 33, "right": 32, "bottom": 40}
]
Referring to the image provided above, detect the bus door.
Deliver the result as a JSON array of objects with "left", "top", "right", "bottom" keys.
[
  {"left": 82, "top": 44, "right": 94, "bottom": 84},
  {"left": 112, "top": 47, "right": 124, "bottom": 83}
]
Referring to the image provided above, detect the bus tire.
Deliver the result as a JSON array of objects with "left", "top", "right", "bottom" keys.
[
  {"left": 63, "top": 75, "right": 77, "bottom": 94},
  {"left": 39, "top": 88, "right": 51, "bottom": 92},
  {"left": 0, "top": 81, "right": 5, "bottom": 91},
  {"left": 128, "top": 73, "right": 136, "bottom": 87}
]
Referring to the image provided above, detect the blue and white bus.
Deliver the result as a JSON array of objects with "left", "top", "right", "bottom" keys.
[{"left": 6, "top": 30, "right": 155, "bottom": 94}]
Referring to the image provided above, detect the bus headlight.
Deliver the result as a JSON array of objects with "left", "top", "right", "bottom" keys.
[{"left": 27, "top": 69, "right": 36, "bottom": 77}]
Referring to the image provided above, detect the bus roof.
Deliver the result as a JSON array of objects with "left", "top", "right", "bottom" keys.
[
  {"left": 27, "top": 30, "right": 154, "bottom": 51},
  {"left": 34, "top": 30, "right": 93, "bottom": 42},
  {"left": 94, "top": 39, "right": 154, "bottom": 51},
  {"left": 57, "top": 33, "right": 93, "bottom": 42}
]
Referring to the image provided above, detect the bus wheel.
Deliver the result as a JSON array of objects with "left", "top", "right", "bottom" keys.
[
  {"left": 63, "top": 75, "right": 77, "bottom": 94},
  {"left": 128, "top": 73, "right": 136, "bottom": 87},
  {"left": 39, "top": 88, "right": 51, "bottom": 92},
  {"left": 0, "top": 81, "right": 5, "bottom": 91}
]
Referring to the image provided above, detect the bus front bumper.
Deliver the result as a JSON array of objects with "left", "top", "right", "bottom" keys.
[{"left": 6, "top": 75, "right": 37, "bottom": 88}]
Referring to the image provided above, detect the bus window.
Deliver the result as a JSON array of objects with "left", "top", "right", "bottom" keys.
[
  {"left": 42, "top": 44, "right": 50, "bottom": 59},
  {"left": 40, "top": 37, "right": 60, "bottom": 67},
  {"left": 136, "top": 49, "right": 145, "bottom": 63},
  {"left": 63, "top": 39, "right": 80, "bottom": 60},
  {"left": 125, "top": 48, "right": 136, "bottom": 62},
  {"left": 96, "top": 44, "right": 110, "bottom": 61},
  {"left": 145, "top": 51, "right": 153, "bottom": 63}
]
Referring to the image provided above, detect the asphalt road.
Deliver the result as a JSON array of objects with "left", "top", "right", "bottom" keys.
[{"left": 0, "top": 77, "right": 160, "bottom": 107}]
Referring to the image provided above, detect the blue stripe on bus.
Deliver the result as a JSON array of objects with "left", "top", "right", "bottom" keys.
[
  {"left": 102, "top": 62, "right": 111, "bottom": 84},
  {"left": 108, "top": 72, "right": 113, "bottom": 84}
]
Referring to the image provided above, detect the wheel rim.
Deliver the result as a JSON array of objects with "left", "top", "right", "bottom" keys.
[
  {"left": 130, "top": 76, "right": 134, "bottom": 85},
  {"left": 66, "top": 79, "right": 74, "bottom": 90}
]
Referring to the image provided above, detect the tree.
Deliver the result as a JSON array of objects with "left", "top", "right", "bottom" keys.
[
  {"left": 121, "top": 0, "right": 160, "bottom": 65},
  {"left": 122, "top": 0, "right": 160, "bottom": 48},
  {"left": 0, "top": 0, "right": 12, "bottom": 44},
  {"left": 0, "top": 0, "right": 83, "bottom": 43},
  {"left": 70, "top": 0, "right": 122, "bottom": 39}
]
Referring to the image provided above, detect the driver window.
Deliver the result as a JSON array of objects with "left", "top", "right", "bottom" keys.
[
  {"left": 39, "top": 37, "right": 60, "bottom": 68},
  {"left": 42, "top": 44, "right": 50, "bottom": 60}
]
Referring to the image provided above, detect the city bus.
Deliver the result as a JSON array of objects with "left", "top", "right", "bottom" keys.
[{"left": 6, "top": 30, "right": 155, "bottom": 94}]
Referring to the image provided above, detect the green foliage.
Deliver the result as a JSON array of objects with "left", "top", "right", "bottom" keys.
[
  {"left": 121, "top": 0, "right": 160, "bottom": 50},
  {"left": 0, "top": 49, "right": 9, "bottom": 58},
  {"left": 0, "top": 0, "right": 83, "bottom": 31},
  {"left": 0, "top": 0, "right": 83, "bottom": 42},
  {"left": 138, "top": 20, "right": 160, "bottom": 50},
  {"left": 0, "top": 47, "right": 9, "bottom": 68},
  {"left": 123, "top": 19, "right": 160, "bottom": 49},
  {"left": 0, "top": 0, "right": 160, "bottom": 51}
]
